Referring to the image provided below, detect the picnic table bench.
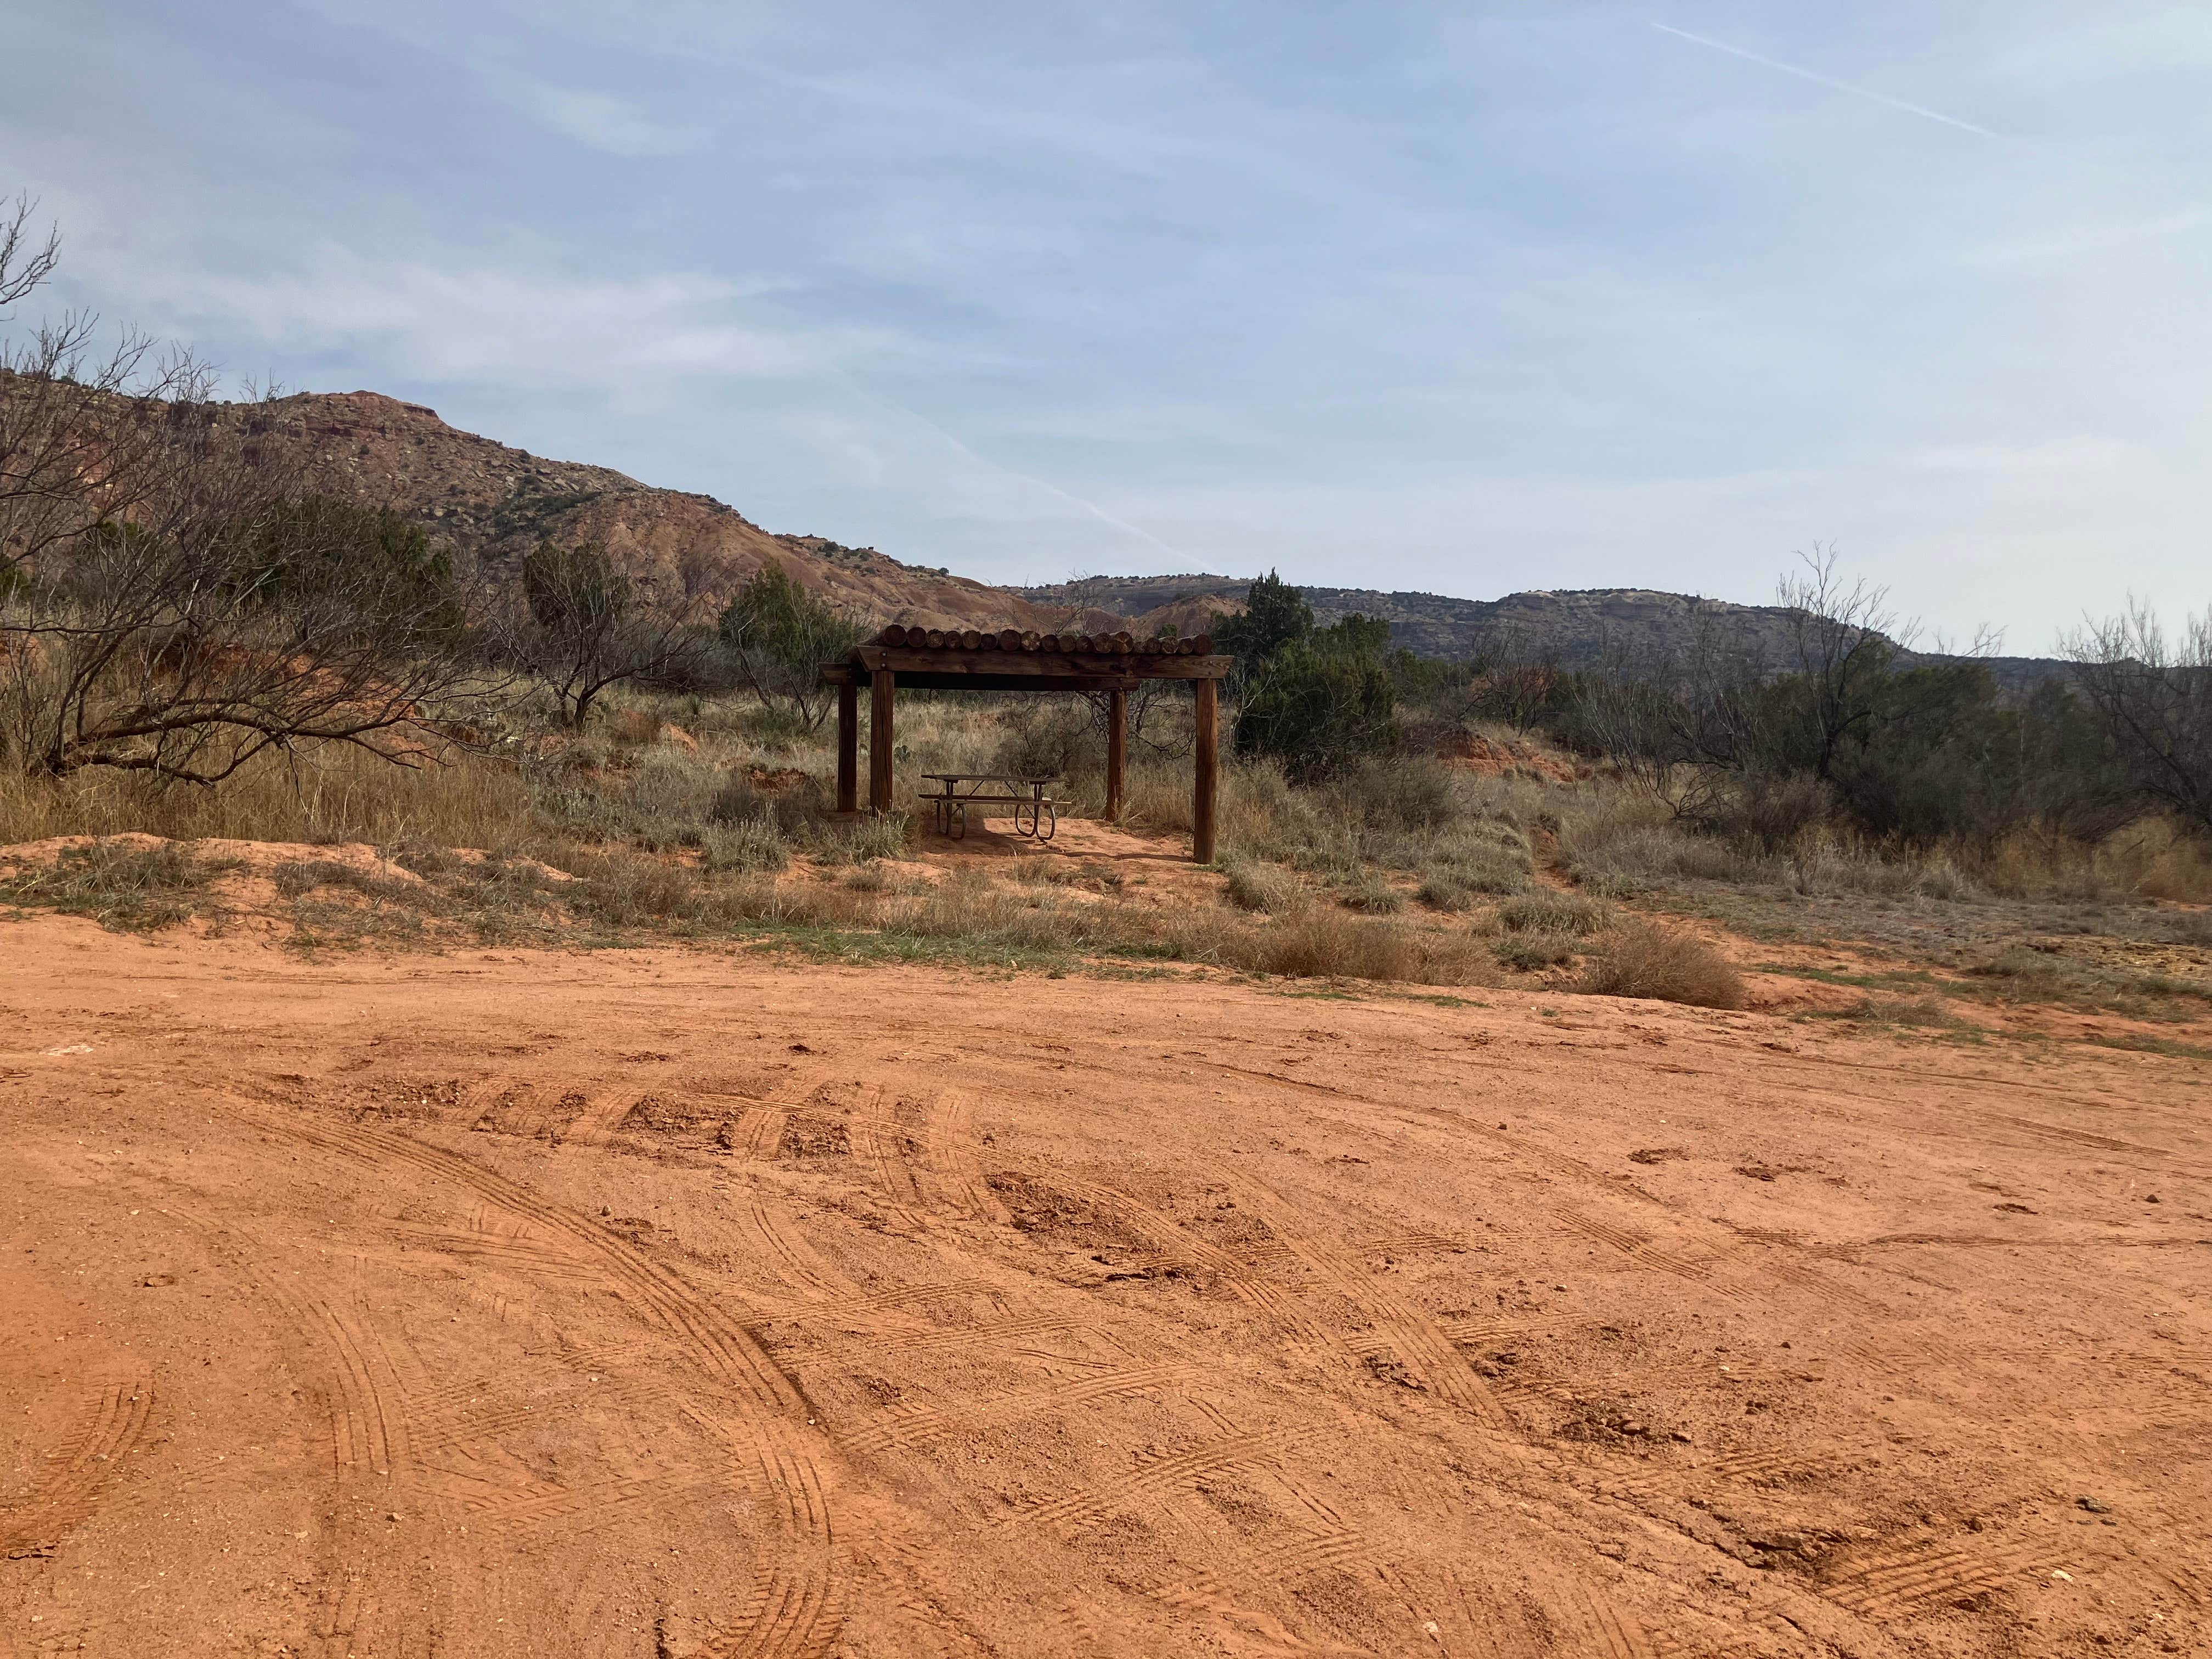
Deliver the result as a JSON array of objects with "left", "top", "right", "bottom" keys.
[{"left": 922, "top": 773, "right": 1061, "bottom": 841}]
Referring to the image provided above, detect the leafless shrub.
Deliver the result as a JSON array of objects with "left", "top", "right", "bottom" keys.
[
  {"left": 2063, "top": 600, "right": 2212, "bottom": 838},
  {"left": 3, "top": 202, "right": 493, "bottom": 787},
  {"left": 507, "top": 540, "right": 705, "bottom": 728}
]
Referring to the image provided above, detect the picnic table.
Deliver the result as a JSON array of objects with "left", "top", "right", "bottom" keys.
[{"left": 922, "top": 773, "right": 1061, "bottom": 841}]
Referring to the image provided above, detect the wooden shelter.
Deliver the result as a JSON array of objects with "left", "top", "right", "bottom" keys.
[{"left": 821, "top": 626, "right": 1234, "bottom": 862}]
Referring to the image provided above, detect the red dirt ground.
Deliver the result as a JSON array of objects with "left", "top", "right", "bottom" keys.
[{"left": 3, "top": 915, "right": 2207, "bottom": 1657}]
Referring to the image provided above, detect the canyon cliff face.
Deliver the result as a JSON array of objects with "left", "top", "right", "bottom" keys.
[
  {"left": 275, "top": 390, "right": 1075, "bottom": 632},
  {"left": 15, "top": 376, "right": 2059, "bottom": 680}
]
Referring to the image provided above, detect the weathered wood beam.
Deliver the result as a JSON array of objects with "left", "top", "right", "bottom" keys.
[
  {"left": 1193, "top": 676, "right": 1218, "bottom": 864},
  {"left": 836, "top": 679, "right": 857, "bottom": 814},
  {"left": 869, "top": 668, "right": 896, "bottom": 812},
  {"left": 869, "top": 673, "right": 1144, "bottom": 693},
  {"left": 1105, "top": 688, "right": 1126, "bottom": 822},
  {"left": 853, "top": 648, "right": 1229, "bottom": 681}
]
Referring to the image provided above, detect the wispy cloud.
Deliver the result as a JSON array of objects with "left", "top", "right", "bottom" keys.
[
  {"left": 159, "top": 251, "right": 876, "bottom": 391},
  {"left": 835, "top": 375, "right": 1196, "bottom": 564},
  {"left": 1646, "top": 19, "right": 2001, "bottom": 139},
  {"left": 474, "top": 67, "right": 706, "bottom": 157}
]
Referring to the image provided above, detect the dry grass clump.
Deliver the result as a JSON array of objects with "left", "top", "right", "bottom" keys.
[
  {"left": 0, "top": 839, "right": 225, "bottom": 930},
  {"left": 1576, "top": 920, "right": 1746, "bottom": 1009},
  {"left": 1417, "top": 871, "right": 1478, "bottom": 911},
  {"left": 1491, "top": 931, "right": 1581, "bottom": 971},
  {"left": 0, "top": 742, "right": 532, "bottom": 850},
  {"left": 1226, "top": 907, "right": 1493, "bottom": 985},
  {"left": 1339, "top": 874, "right": 1406, "bottom": 914},
  {"left": 1498, "top": 890, "right": 1613, "bottom": 935},
  {"left": 1222, "top": 859, "right": 1305, "bottom": 913},
  {"left": 1979, "top": 819, "right": 2212, "bottom": 904}
]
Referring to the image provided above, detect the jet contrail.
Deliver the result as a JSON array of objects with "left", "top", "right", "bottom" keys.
[
  {"left": 837, "top": 373, "right": 1192, "bottom": 563},
  {"left": 1648, "top": 20, "right": 1999, "bottom": 139}
]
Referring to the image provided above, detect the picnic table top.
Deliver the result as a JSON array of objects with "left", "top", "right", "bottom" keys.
[{"left": 921, "top": 772, "right": 1061, "bottom": 784}]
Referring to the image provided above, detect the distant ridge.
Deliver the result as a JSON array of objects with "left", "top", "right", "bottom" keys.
[
  {"left": 1011, "top": 575, "right": 2069, "bottom": 688},
  {"left": 16, "top": 371, "right": 2064, "bottom": 684}
]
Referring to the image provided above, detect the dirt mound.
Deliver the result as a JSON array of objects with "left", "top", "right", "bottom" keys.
[
  {"left": 1437, "top": 730, "right": 1584, "bottom": 782},
  {"left": 0, "top": 831, "right": 422, "bottom": 887},
  {"left": 4, "top": 916, "right": 2205, "bottom": 1656}
]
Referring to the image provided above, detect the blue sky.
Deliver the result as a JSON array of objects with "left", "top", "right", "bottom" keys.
[{"left": 5, "top": 2, "right": 2207, "bottom": 644}]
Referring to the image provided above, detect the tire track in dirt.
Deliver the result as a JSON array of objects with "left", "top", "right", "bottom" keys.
[
  {"left": 1011, "top": 1168, "right": 1338, "bottom": 1352},
  {"left": 994, "top": 1430, "right": 1293, "bottom": 1533},
  {"left": 788, "top": 1314, "right": 1096, "bottom": 1367},
  {"left": 381, "top": 1220, "right": 605, "bottom": 1284},
  {"left": 463, "top": 1079, "right": 585, "bottom": 1142},
  {"left": 1983, "top": 1113, "right": 2173, "bottom": 1159},
  {"left": 855, "top": 1098, "right": 935, "bottom": 1237},
  {"left": 1201, "top": 1168, "right": 1513, "bottom": 1431},
  {"left": 676, "top": 1402, "right": 842, "bottom": 1659},
  {"left": 1555, "top": 1210, "right": 1727, "bottom": 1289},
  {"left": 165, "top": 1215, "right": 440, "bottom": 1659},
  {"left": 838, "top": 1364, "right": 1200, "bottom": 1457},
  {"left": 738, "top": 1278, "right": 1007, "bottom": 1329},
  {"left": 0, "top": 1375, "right": 154, "bottom": 1559},
  {"left": 739, "top": 1105, "right": 790, "bottom": 1160},
  {"left": 311, "top": 1299, "right": 405, "bottom": 1480},
  {"left": 236, "top": 1103, "right": 847, "bottom": 1659},
  {"left": 925, "top": 1089, "right": 1014, "bottom": 1227},
  {"left": 1817, "top": 1532, "right": 2075, "bottom": 1616},
  {"left": 563, "top": 1087, "right": 645, "bottom": 1148}
]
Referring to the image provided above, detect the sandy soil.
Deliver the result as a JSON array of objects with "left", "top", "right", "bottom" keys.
[{"left": 3, "top": 916, "right": 2208, "bottom": 1658}]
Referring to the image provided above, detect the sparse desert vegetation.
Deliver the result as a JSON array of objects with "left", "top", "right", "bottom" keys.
[{"left": 8, "top": 131, "right": 2212, "bottom": 1659}]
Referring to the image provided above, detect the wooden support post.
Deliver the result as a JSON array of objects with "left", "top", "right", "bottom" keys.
[
  {"left": 868, "top": 668, "right": 896, "bottom": 812},
  {"left": 1193, "top": 676, "right": 1218, "bottom": 864},
  {"left": 836, "top": 680, "right": 858, "bottom": 814},
  {"left": 1105, "top": 689, "right": 1127, "bottom": 822}
]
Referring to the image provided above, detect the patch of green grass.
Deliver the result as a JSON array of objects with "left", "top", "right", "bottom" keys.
[
  {"left": 2080, "top": 1032, "right": 2212, "bottom": 1063},
  {"left": 1798, "top": 992, "right": 1968, "bottom": 1031},
  {"left": 1754, "top": 962, "right": 1945, "bottom": 992}
]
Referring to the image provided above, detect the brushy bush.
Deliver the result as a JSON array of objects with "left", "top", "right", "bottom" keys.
[
  {"left": 1498, "top": 890, "right": 1614, "bottom": 935},
  {"left": 812, "top": 811, "right": 911, "bottom": 866},
  {"left": 708, "top": 771, "right": 833, "bottom": 838},
  {"left": 701, "top": 817, "right": 790, "bottom": 874},
  {"left": 1576, "top": 921, "right": 1746, "bottom": 1009},
  {"left": 1340, "top": 874, "right": 1406, "bottom": 913},
  {"left": 1233, "top": 638, "right": 1401, "bottom": 783},
  {"left": 738, "top": 704, "right": 814, "bottom": 751},
  {"left": 1422, "top": 820, "right": 1534, "bottom": 893},
  {"left": 1338, "top": 758, "right": 1459, "bottom": 833},
  {"left": 1222, "top": 859, "right": 1305, "bottom": 913},
  {"left": 1232, "top": 908, "right": 1490, "bottom": 984},
  {"left": 715, "top": 564, "right": 866, "bottom": 730},
  {"left": 1417, "top": 870, "right": 1476, "bottom": 911},
  {"left": 567, "top": 855, "right": 701, "bottom": 924},
  {"left": 269, "top": 860, "right": 422, "bottom": 906},
  {"left": 1491, "top": 930, "right": 1581, "bottom": 970}
]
